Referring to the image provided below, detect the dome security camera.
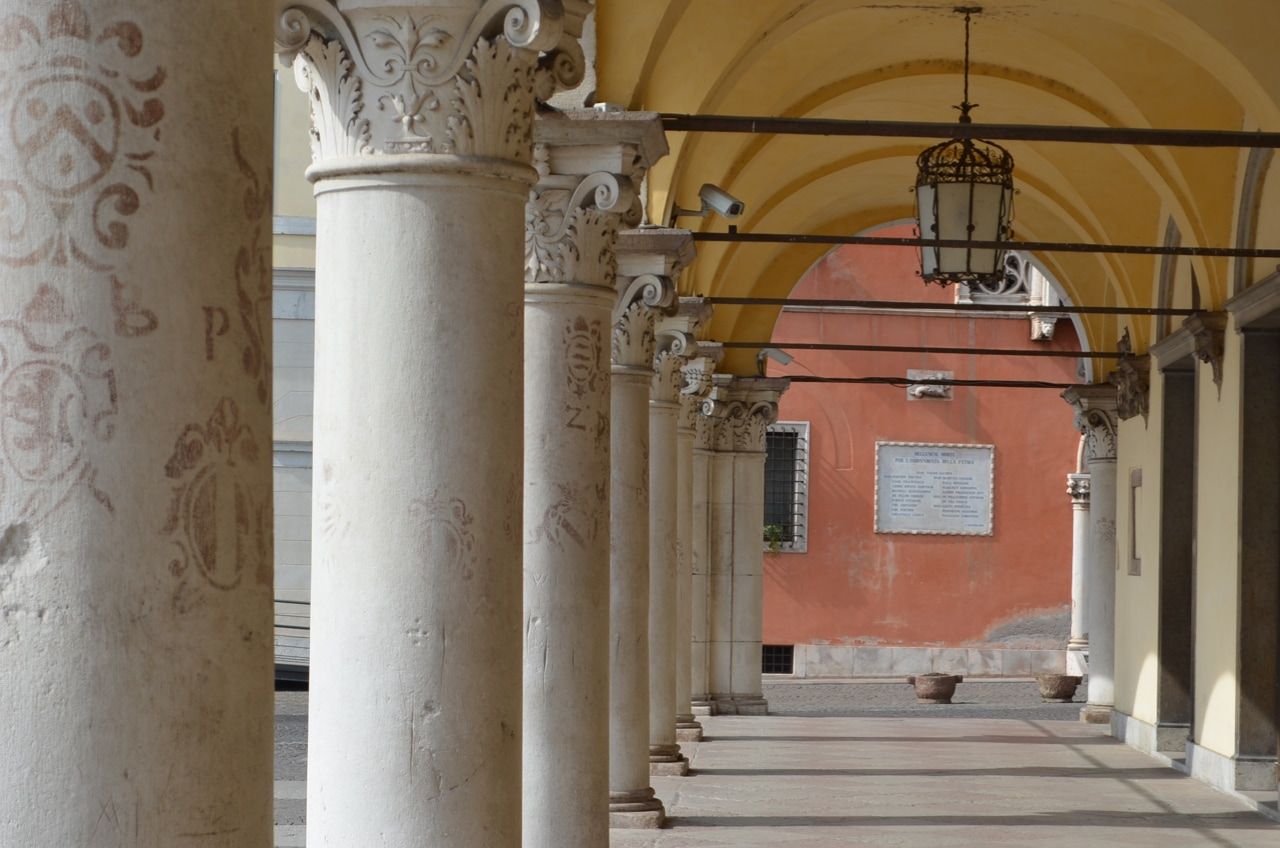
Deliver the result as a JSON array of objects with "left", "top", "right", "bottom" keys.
[{"left": 698, "top": 183, "right": 745, "bottom": 219}]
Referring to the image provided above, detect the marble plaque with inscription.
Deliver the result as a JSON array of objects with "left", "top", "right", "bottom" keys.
[{"left": 874, "top": 442, "right": 994, "bottom": 535}]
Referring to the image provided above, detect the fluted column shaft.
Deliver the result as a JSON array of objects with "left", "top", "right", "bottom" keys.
[
  {"left": 1067, "top": 473, "right": 1091, "bottom": 677},
  {"left": 278, "top": 5, "right": 579, "bottom": 845},
  {"left": 0, "top": 3, "right": 273, "bottom": 843},
  {"left": 522, "top": 112, "right": 665, "bottom": 848}
]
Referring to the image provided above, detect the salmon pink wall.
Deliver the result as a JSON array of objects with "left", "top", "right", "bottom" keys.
[{"left": 763, "top": 225, "right": 1082, "bottom": 650}]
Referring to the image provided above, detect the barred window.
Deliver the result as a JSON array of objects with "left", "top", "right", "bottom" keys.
[
  {"left": 763, "top": 421, "right": 809, "bottom": 553},
  {"left": 762, "top": 644, "right": 795, "bottom": 675}
]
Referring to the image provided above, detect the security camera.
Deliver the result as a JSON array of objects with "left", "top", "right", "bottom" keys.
[
  {"left": 668, "top": 183, "right": 747, "bottom": 224},
  {"left": 698, "top": 183, "right": 745, "bottom": 219},
  {"left": 757, "top": 347, "right": 794, "bottom": 376}
]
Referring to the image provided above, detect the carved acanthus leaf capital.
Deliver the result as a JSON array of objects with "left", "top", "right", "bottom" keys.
[
  {"left": 1063, "top": 385, "right": 1119, "bottom": 462},
  {"left": 1067, "top": 473, "right": 1091, "bottom": 503},
  {"left": 612, "top": 274, "right": 676, "bottom": 369},
  {"left": 278, "top": 1, "right": 569, "bottom": 164},
  {"left": 525, "top": 154, "right": 636, "bottom": 287}
]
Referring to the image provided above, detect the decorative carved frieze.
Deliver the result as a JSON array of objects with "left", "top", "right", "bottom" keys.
[
  {"left": 276, "top": 1, "right": 578, "bottom": 164},
  {"left": 525, "top": 146, "right": 637, "bottom": 288},
  {"left": 1184, "top": 312, "right": 1227, "bottom": 391},
  {"left": 611, "top": 274, "right": 675, "bottom": 369},
  {"left": 1067, "top": 472, "right": 1091, "bottom": 504}
]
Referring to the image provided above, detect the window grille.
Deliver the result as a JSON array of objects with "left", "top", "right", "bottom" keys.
[
  {"left": 762, "top": 644, "right": 795, "bottom": 675},
  {"left": 763, "top": 421, "right": 809, "bottom": 553}
]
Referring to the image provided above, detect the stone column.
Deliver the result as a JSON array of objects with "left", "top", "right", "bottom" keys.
[
  {"left": 0, "top": 3, "right": 273, "bottom": 844},
  {"left": 649, "top": 297, "right": 710, "bottom": 773},
  {"left": 690, "top": 393, "right": 719, "bottom": 716},
  {"left": 277, "top": 5, "right": 579, "bottom": 846},
  {"left": 708, "top": 379, "right": 788, "bottom": 715},
  {"left": 1066, "top": 471, "right": 1091, "bottom": 677},
  {"left": 609, "top": 261, "right": 676, "bottom": 827},
  {"left": 523, "top": 111, "right": 665, "bottom": 848},
  {"left": 1064, "top": 385, "right": 1119, "bottom": 724},
  {"left": 676, "top": 343, "right": 721, "bottom": 741}
]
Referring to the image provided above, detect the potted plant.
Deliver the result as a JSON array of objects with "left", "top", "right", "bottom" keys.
[
  {"left": 1035, "top": 673, "right": 1083, "bottom": 703},
  {"left": 906, "top": 672, "right": 963, "bottom": 704},
  {"left": 763, "top": 523, "right": 784, "bottom": 553}
]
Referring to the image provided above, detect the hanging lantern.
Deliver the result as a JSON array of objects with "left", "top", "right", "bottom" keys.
[{"left": 915, "top": 7, "right": 1015, "bottom": 286}]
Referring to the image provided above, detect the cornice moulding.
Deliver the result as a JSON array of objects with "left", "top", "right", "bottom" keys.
[
  {"left": 534, "top": 109, "right": 668, "bottom": 174},
  {"left": 1225, "top": 268, "right": 1280, "bottom": 329},
  {"left": 1148, "top": 327, "right": 1196, "bottom": 371}
]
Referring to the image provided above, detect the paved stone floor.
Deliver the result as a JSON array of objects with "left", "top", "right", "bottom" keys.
[{"left": 274, "top": 682, "right": 1280, "bottom": 847}]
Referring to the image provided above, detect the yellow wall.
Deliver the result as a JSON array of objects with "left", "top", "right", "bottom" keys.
[
  {"left": 273, "top": 60, "right": 317, "bottom": 270},
  {"left": 1191, "top": 325, "right": 1244, "bottom": 757},
  {"left": 1113, "top": 382, "right": 1162, "bottom": 724}
]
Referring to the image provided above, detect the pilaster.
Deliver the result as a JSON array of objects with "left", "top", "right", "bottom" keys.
[{"left": 707, "top": 377, "right": 788, "bottom": 715}]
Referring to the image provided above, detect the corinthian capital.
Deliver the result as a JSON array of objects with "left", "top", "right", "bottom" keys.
[
  {"left": 1063, "top": 384, "right": 1118, "bottom": 462},
  {"left": 711, "top": 377, "right": 789, "bottom": 454},
  {"left": 1067, "top": 472, "right": 1091, "bottom": 503},
  {"left": 525, "top": 110, "right": 666, "bottom": 288},
  {"left": 678, "top": 342, "right": 724, "bottom": 434},
  {"left": 276, "top": 1, "right": 576, "bottom": 164},
  {"left": 611, "top": 274, "right": 675, "bottom": 370}
]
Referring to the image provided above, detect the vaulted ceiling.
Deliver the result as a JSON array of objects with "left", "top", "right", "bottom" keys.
[{"left": 595, "top": 0, "right": 1280, "bottom": 372}]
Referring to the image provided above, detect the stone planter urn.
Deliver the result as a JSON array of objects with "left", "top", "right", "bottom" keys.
[
  {"left": 1036, "top": 673, "right": 1083, "bottom": 703},
  {"left": 906, "top": 673, "right": 962, "bottom": 704}
]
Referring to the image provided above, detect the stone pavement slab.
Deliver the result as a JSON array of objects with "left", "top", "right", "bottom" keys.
[{"left": 611, "top": 715, "right": 1280, "bottom": 847}]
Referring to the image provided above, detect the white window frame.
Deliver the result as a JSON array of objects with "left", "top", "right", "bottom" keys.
[{"left": 764, "top": 420, "right": 810, "bottom": 554}]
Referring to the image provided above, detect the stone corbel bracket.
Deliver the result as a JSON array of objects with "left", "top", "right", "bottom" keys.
[
  {"left": 1109, "top": 330, "right": 1150, "bottom": 422},
  {"left": 1184, "top": 312, "right": 1227, "bottom": 392}
]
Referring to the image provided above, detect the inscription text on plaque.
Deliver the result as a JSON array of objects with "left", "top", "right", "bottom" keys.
[{"left": 874, "top": 442, "right": 994, "bottom": 536}]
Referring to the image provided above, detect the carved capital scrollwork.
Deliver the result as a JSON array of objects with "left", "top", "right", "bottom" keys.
[
  {"left": 1067, "top": 472, "right": 1091, "bottom": 504},
  {"left": 1078, "top": 408, "right": 1117, "bottom": 462},
  {"left": 277, "top": 0, "right": 569, "bottom": 165},
  {"left": 525, "top": 150, "right": 636, "bottom": 288},
  {"left": 612, "top": 273, "right": 676, "bottom": 370},
  {"left": 1063, "top": 385, "right": 1118, "bottom": 463}
]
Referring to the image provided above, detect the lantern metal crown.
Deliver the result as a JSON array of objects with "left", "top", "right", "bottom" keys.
[{"left": 915, "top": 6, "right": 1015, "bottom": 287}]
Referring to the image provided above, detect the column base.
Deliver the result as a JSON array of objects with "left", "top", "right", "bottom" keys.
[
  {"left": 649, "top": 743, "right": 690, "bottom": 776},
  {"left": 690, "top": 700, "right": 713, "bottom": 717},
  {"left": 676, "top": 715, "right": 704, "bottom": 743},
  {"left": 1080, "top": 704, "right": 1113, "bottom": 724},
  {"left": 609, "top": 788, "right": 666, "bottom": 829},
  {"left": 716, "top": 696, "right": 762, "bottom": 717}
]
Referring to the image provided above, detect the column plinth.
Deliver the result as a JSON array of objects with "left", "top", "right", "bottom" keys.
[
  {"left": 278, "top": 5, "right": 582, "bottom": 846},
  {"left": 0, "top": 3, "right": 273, "bottom": 843},
  {"left": 523, "top": 112, "right": 666, "bottom": 848},
  {"left": 1064, "top": 386, "right": 1119, "bottom": 725}
]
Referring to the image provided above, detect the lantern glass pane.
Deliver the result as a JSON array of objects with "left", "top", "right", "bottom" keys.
[
  {"left": 966, "top": 182, "right": 1008, "bottom": 275},
  {"left": 935, "top": 182, "right": 972, "bottom": 274},
  {"left": 916, "top": 184, "right": 938, "bottom": 276}
]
